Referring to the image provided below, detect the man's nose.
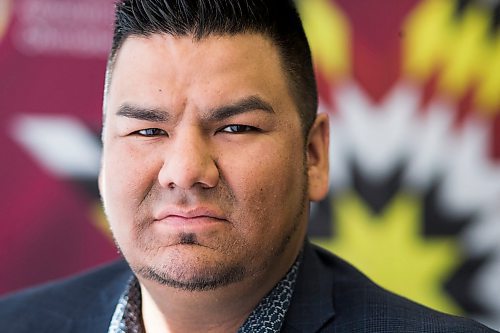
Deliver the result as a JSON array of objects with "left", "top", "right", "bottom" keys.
[{"left": 157, "top": 129, "right": 219, "bottom": 190}]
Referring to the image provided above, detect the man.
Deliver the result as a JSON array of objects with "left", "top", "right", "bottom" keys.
[{"left": 0, "top": 0, "right": 497, "bottom": 332}]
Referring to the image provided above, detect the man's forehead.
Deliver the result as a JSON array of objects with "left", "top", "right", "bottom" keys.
[
  {"left": 106, "top": 32, "right": 281, "bottom": 96},
  {"left": 106, "top": 33, "right": 269, "bottom": 98},
  {"left": 115, "top": 32, "right": 278, "bottom": 63},
  {"left": 108, "top": 33, "right": 289, "bottom": 96},
  {"left": 103, "top": 31, "right": 299, "bottom": 126}
]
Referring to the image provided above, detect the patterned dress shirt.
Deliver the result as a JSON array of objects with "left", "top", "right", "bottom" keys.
[{"left": 108, "top": 255, "right": 302, "bottom": 333}]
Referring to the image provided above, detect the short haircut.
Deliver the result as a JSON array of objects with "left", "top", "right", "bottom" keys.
[{"left": 106, "top": 0, "right": 318, "bottom": 135}]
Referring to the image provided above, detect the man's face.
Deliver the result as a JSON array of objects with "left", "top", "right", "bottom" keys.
[{"left": 100, "top": 33, "right": 328, "bottom": 291}]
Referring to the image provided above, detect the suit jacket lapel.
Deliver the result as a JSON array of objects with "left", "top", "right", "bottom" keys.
[
  {"left": 27, "top": 248, "right": 334, "bottom": 332},
  {"left": 282, "top": 241, "right": 336, "bottom": 333},
  {"left": 65, "top": 261, "right": 133, "bottom": 333}
]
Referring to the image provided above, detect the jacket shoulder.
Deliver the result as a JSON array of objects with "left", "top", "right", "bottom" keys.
[
  {"left": 310, "top": 244, "right": 498, "bottom": 332},
  {"left": 0, "top": 260, "right": 131, "bottom": 332}
]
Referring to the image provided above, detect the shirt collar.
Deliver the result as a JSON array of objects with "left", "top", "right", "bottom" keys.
[{"left": 108, "top": 254, "right": 302, "bottom": 333}]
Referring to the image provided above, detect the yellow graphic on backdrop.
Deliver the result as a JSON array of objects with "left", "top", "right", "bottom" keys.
[
  {"left": 402, "top": 0, "right": 453, "bottom": 81},
  {"left": 91, "top": 203, "right": 113, "bottom": 241},
  {"left": 438, "top": 6, "right": 489, "bottom": 99},
  {"left": 297, "top": 0, "right": 351, "bottom": 81},
  {"left": 475, "top": 33, "right": 500, "bottom": 113},
  {"left": 314, "top": 193, "right": 462, "bottom": 315},
  {"left": 403, "top": 0, "right": 500, "bottom": 115},
  {"left": 0, "top": 0, "right": 11, "bottom": 41}
]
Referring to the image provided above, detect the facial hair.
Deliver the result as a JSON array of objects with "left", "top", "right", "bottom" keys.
[{"left": 113, "top": 156, "right": 309, "bottom": 292}]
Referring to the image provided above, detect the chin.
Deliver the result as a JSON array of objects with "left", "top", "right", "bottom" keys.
[{"left": 132, "top": 251, "right": 247, "bottom": 292}]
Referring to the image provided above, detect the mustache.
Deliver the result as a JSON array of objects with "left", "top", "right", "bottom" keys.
[{"left": 135, "top": 176, "right": 236, "bottom": 229}]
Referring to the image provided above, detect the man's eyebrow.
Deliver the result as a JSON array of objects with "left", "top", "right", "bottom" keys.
[
  {"left": 116, "top": 104, "right": 170, "bottom": 122},
  {"left": 206, "top": 96, "right": 275, "bottom": 121}
]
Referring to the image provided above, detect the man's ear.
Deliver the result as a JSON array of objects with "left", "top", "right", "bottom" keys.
[{"left": 306, "top": 113, "right": 330, "bottom": 202}]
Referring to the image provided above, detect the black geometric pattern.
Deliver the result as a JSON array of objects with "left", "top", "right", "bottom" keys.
[{"left": 308, "top": 160, "right": 493, "bottom": 318}]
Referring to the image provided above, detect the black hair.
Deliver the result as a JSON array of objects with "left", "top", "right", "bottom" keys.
[{"left": 107, "top": 0, "right": 317, "bottom": 134}]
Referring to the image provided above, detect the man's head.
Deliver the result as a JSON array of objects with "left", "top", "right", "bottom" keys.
[
  {"left": 100, "top": 0, "right": 329, "bottom": 294},
  {"left": 105, "top": 0, "right": 317, "bottom": 135}
]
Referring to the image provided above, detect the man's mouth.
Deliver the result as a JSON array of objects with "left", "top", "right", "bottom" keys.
[
  {"left": 152, "top": 206, "right": 229, "bottom": 232},
  {"left": 154, "top": 206, "right": 227, "bottom": 222}
]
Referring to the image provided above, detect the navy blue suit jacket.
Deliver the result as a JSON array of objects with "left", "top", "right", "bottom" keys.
[{"left": 0, "top": 242, "right": 497, "bottom": 332}]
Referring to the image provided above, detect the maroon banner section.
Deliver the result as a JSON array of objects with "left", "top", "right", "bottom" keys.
[
  {"left": 0, "top": 0, "right": 118, "bottom": 294},
  {"left": 1, "top": 0, "right": 499, "bottom": 330}
]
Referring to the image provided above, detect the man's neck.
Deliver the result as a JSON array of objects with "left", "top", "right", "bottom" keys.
[
  {"left": 141, "top": 285, "right": 253, "bottom": 333},
  {"left": 139, "top": 272, "right": 280, "bottom": 333},
  {"left": 138, "top": 243, "right": 304, "bottom": 333}
]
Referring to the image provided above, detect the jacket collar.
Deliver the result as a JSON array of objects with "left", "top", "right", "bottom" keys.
[
  {"left": 282, "top": 240, "right": 336, "bottom": 332},
  {"left": 67, "top": 260, "right": 133, "bottom": 333},
  {"left": 43, "top": 243, "right": 336, "bottom": 333}
]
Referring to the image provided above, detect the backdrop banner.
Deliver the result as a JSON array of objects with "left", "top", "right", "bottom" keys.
[{"left": 1, "top": 0, "right": 499, "bottom": 329}]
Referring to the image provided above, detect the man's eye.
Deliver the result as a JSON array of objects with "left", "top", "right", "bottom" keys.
[
  {"left": 134, "top": 128, "right": 167, "bottom": 137},
  {"left": 220, "top": 125, "right": 258, "bottom": 133}
]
